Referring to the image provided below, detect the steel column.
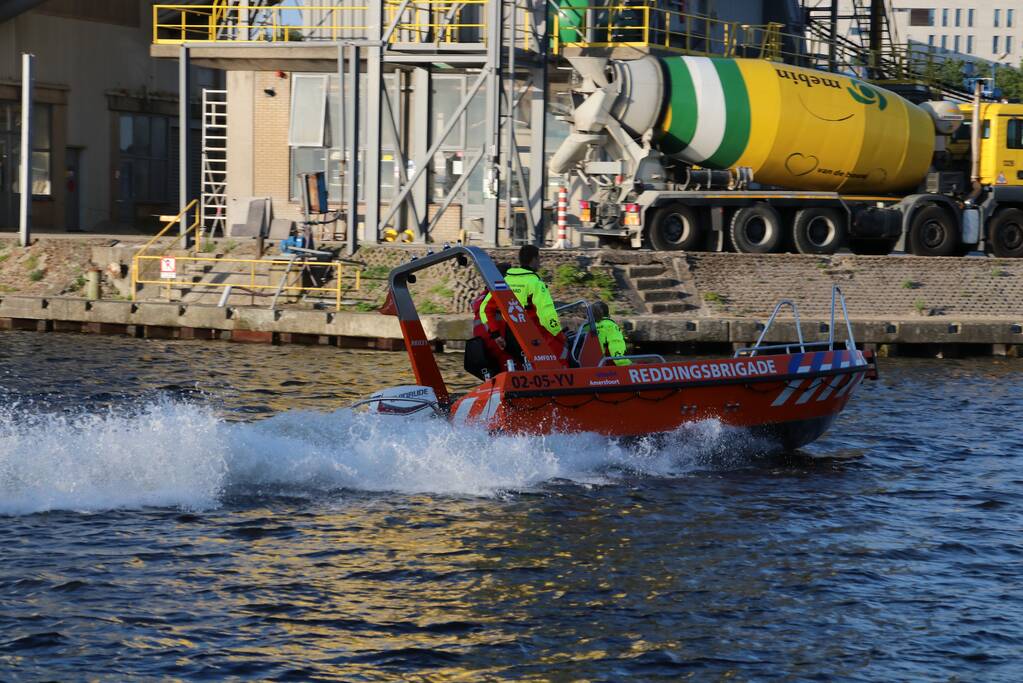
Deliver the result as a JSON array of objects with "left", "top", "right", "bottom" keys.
[
  {"left": 18, "top": 53, "right": 32, "bottom": 247},
  {"left": 364, "top": 2, "right": 383, "bottom": 243},
  {"left": 345, "top": 44, "right": 360, "bottom": 255},
  {"left": 179, "top": 45, "right": 191, "bottom": 236},
  {"left": 482, "top": 0, "right": 504, "bottom": 245},
  {"left": 412, "top": 67, "right": 430, "bottom": 238},
  {"left": 528, "top": 65, "right": 547, "bottom": 245}
]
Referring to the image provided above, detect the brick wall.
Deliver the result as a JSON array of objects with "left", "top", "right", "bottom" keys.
[{"left": 252, "top": 71, "right": 295, "bottom": 221}]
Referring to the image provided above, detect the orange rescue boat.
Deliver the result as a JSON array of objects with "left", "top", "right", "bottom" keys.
[{"left": 357, "top": 246, "right": 877, "bottom": 450}]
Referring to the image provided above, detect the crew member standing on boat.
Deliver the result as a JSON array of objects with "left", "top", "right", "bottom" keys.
[
  {"left": 481, "top": 245, "right": 568, "bottom": 365},
  {"left": 589, "top": 301, "right": 632, "bottom": 366}
]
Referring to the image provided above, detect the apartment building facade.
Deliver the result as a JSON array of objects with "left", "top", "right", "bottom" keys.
[{"left": 887, "top": 1, "right": 1023, "bottom": 63}]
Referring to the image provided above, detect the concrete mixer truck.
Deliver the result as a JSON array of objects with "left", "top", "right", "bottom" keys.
[{"left": 551, "top": 55, "right": 1023, "bottom": 257}]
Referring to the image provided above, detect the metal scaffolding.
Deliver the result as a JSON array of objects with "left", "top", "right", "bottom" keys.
[{"left": 169, "top": 0, "right": 551, "bottom": 252}]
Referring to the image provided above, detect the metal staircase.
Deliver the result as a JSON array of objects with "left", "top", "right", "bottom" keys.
[{"left": 200, "top": 88, "right": 227, "bottom": 238}]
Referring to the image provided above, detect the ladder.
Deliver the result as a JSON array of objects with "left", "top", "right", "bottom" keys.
[{"left": 200, "top": 89, "right": 228, "bottom": 239}]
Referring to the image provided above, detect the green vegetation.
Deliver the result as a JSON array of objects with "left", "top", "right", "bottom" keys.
[
  {"left": 200, "top": 239, "right": 217, "bottom": 253},
  {"left": 703, "top": 291, "right": 725, "bottom": 304},
  {"left": 0, "top": 284, "right": 18, "bottom": 293},
  {"left": 429, "top": 276, "right": 454, "bottom": 300},
  {"left": 353, "top": 302, "right": 379, "bottom": 312},
  {"left": 991, "top": 267, "right": 1008, "bottom": 277},
  {"left": 68, "top": 274, "right": 87, "bottom": 292},
  {"left": 28, "top": 269, "right": 45, "bottom": 282},
  {"left": 417, "top": 301, "right": 446, "bottom": 314},
  {"left": 223, "top": 240, "right": 239, "bottom": 254},
  {"left": 914, "top": 298, "right": 927, "bottom": 314},
  {"left": 920, "top": 58, "right": 1023, "bottom": 100},
  {"left": 552, "top": 263, "right": 616, "bottom": 302},
  {"left": 363, "top": 265, "right": 391, "bottom": 279},
  {"left": 24, "top": 254, "right": 38, "bottom": 270},
  {"left": 901, "top": 279, "right": 918, "bottom": 290}
]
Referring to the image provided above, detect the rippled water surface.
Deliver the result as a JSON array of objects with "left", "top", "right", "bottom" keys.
[{"left": 1, "top": 331, "right": 1022, "bottom": 681}]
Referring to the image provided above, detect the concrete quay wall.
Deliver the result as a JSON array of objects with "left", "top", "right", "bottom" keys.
[{"left": 1, "top": 295, "right": 1021, "bottom": 357}]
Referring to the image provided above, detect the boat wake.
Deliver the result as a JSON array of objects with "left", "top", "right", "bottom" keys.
[{"left": 0, "top": 399, "right": 776, "bottom": 515}]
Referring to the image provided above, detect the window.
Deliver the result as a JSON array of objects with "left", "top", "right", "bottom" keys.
[
  {"left": 955, "top": 8, "right": 961, "bottom": 27},
  {"left": 994, "top": 35, "right": 1001, "bottom": 53},
  {"left": 954, "top": 35, "right": 961, "bottom": 52},
  {"left": 967, "top": 35, "right": 974, "bottom": 53},
  {"left": 118, "top": 113, "right": 171, "bottom": 201},
  {"left": 1008, "top": 36, "right": 1014, "bottom": 54},
  {"left": 1008, "top": 119, "right": 1023, "bottom": 149},
  {"left": 288, "top": 73, "right": 399, "bottom": 202},
  {"left": 1010, "top": 9, "right": 1015, "bottom": 27},
  {"left": 0, "top": 102, "right": 52, "bottom": 196},
  {"left": 942, "top": 8, "right": 948, "bottom": 26},
  {"left": 941, "top": 34, "right": 948, "bottom": 49},
  {"left": 954, "top": 119, "right": 991, "bottom": 142},
  {"left": 968, "top": 8, "right": 974, "bottom": 27},
  {"left": 910, "top": 8, "right": 935, "bottom": 26},
  {"left": 928, "top": 34, "right": 935, "bottom": 46},
  {"left": 994, "top": 9, "right": 1000, "bottom": 27},
  {"left": 288, "top": 74, "right": 328, "bottom": 148}
]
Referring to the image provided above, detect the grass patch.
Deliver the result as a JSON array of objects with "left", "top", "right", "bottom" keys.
[
  {"left": 429, "top": 283, "right": 455, "bottom": 299},
  {"left": 24, "top": 254, "right": 38, "bottom": 270},
  {"left": 552, "top": 263, "right": 617, "bottom": 302},
  {"left": 417, "top": 301, "right": 446, "bottom": 314},
  {"left": 363, "top": 265, "right": 391, "bottom": 279},
  {"left": 28, "top": 269, "right": 45, "bottom": 282},
  {"left": 68, "top": 274, "right": 87, "bottom": 292},
  {"left": 353, "top": 302, "right": 379, "bottom": 312},
  {"left": 199, "top": 239, "right": 217, "bottom": 253},
  {"left": 702, "top": 291, "right": 725, "bottom": 304},
  {"left": 0, "top": 251, "right": 9, "bottom": 264},
  {"left": 913, "top": 298, "right": 927, "bottom": 314},
  {"left": 991, "top": 267, "right": 1008, "bottom": 277},
  {"left": 223, "top": 240, "right": 239, "bottom": 254},
  {"left": 901, "top": 279, "right": 918, "bottom": 290},
  {"left": 0, "top": 284, "right": 18, "bottom": 293}
]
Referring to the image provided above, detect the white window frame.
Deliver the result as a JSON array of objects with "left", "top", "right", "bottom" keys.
[{"left": 288, "top": 74, "right": 328, "bottom": 148}]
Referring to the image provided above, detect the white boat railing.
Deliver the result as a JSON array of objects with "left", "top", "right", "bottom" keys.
[{"left": 734, "top": 285, "right": 856, "bottom": 358}]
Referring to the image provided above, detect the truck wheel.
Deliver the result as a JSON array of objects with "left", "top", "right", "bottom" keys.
[
  {"left": 648, "top": 203, "right": 703, "bottom": 251},
  {"left": 849, "top": 238, "right": 897, "bottom": 255},
  {"left": 730, "top": 204, "right": 783, "bottom": 253},
  {"left": 792, "top": 208, "right": 847, "bottom": 254},
  {"left": 987, "top": 208, "right": 1023, "bottom": 258},
  {"left": 908, "top": 205, "right": 957, "bottom": 257}
]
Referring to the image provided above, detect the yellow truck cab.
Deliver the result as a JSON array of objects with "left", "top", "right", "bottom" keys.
[{"left": 955, "top": 102, "right": 1023, "bottom": 187}]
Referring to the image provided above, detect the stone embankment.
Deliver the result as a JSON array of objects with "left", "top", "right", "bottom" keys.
[{"left": 0, "top": 236, "right": 1021, "bottom": 356}]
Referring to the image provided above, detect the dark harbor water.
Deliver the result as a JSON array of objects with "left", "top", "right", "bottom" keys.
[{"left": 1, "top": 331, "right": 1021, "bottom": 681}]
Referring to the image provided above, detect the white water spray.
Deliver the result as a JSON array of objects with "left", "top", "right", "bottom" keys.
[{"left": 0, "top": 400, "right": 770, "bottom": 515}]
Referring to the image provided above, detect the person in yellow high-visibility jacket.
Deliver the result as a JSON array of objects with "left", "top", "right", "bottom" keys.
[
  {"left": 480, "top": 245, "right": 566, "bottom": 364},
  {"left": 589, "top": 301, "right": 632, "bottom": 366}
]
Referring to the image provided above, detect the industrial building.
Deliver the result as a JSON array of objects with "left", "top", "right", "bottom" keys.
[{"left": 0, "top": 0, "right": 220, "bottom": 233}]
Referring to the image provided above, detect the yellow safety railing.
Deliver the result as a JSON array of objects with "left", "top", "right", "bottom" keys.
[
  {"left": 136, "top": 199, "right": 201, "bottom": 260},
  {"left": 550, "top": 5, "right": 796, "bottom": 59},
  {"left": 133, "top": 255, "right": 359, "bottom": 311},
  {"left": 152, "top": 2, "right": 525, "bottom": 46},
  {"left": 131, "top": 198, "right": 361, "bottom": 311}
]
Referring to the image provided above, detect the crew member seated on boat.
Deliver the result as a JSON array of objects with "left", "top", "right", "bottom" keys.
[
  {"left": 480, "top": 245, "right": 568, "bottom": 366},
  {"left": 589, "top": 301, "right": 632, "bottom": 366},
  {"left": 466, "top": 263, "right": 513, "bottom": 378}
]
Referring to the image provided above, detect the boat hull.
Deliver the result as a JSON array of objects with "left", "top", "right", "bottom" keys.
[{"left": 449, "top": 350, "right": 869, "bottom": 448}]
